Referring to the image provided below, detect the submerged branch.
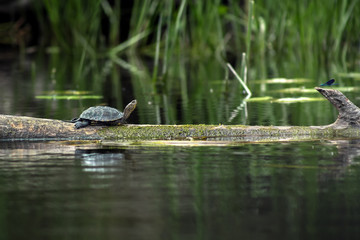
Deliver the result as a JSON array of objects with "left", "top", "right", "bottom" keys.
[{"left": 1, "top": 88, "right": 360, "bottom": 141}]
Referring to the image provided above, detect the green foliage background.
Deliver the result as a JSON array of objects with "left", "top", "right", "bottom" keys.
[{"left": 7, "top": 0, "right": 360, "bottom": 125}]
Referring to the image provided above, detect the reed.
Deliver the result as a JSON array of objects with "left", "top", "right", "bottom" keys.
[
  {"left": 29, "top": 0, "right": 360, "bottom": 125},
  {"left": 35, "top": 0, "right": 360, "bottom": 72}
]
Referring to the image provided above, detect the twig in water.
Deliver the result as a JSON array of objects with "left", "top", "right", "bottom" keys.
[{"left": 226, "top": 63, "right": 252, "bottom": 97}]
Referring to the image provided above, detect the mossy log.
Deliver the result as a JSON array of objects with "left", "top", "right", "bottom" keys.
[{"left": 1, "top": 88, "right": 360, "bottom": 141}]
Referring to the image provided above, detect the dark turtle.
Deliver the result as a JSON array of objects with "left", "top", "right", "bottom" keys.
[{"left": 71, "top": 100, "right": 137, "bottom": 129}]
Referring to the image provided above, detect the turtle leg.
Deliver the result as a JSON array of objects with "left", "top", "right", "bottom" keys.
[
  {"left": 70, "top": 118, "right": 79, "bottom": 123},
  {"left": 74, "top": 120, "right": 90, "bottom": 129},
  {"left": 119, "top": 118, "right": 127, "bottom": 124}
]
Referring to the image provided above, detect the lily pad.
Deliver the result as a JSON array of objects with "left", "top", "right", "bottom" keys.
[
  {"left": 245, "top": 96, "right": 273, "bottom": 102},
  {"left": 254, "top": 78, "right": 312, "bottom": 84},
  {"left": 274, "top": 86, "right": 360, "bottom": 94},
  {"left": 36, "top": 95, "right": 103, "bottom": 100},
  {"left": 336, "top": 72, "right": 360, "bottom": 79},
  {"left": 273, "top": 97, "right": 326, "bottom": 103},
  {"left": 36, "top": 90, "right": 103, "bottom": 100},
  {"left": 42, "top": 90, "right": 93, "bottom": 95},
  {"left": 273, "top": 88, "right": 318, "bottom": 93}
]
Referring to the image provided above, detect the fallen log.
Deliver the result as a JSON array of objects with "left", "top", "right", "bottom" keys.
[
  {"left": 1, "top": 88, "right": 360, "bottom": 141},
  {"left": 316, "top": 87, "right": 360, "bottom": 128}
]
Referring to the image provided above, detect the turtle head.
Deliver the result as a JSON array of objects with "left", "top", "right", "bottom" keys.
[{"left": 123, "top": 100, "right": 137, "bottom": 120}]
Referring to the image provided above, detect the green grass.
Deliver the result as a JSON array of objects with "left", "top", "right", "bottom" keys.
[
  {"left": 23, "top": 0, "right": 360, "bottom": 125},
  {"left": 33, "top": 0, "right": 360, "bottom": 82}
]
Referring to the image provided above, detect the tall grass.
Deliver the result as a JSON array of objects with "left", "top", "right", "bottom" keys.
[
  {"left": 35, "top": 0, "right": 360, "bottom": 75},
  {"left": 30, "top": 0, "right": 360, "bottom": 124},
  {"left": 253, "top": 0, "right": 360, "bottom": 79}
]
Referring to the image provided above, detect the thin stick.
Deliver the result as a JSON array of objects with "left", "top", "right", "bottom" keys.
[{"left": 227, "top": 63, "right": 252, "bottom": 97}]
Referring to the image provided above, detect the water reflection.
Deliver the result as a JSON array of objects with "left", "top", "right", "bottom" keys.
[
  {"left": 3, "top": 52, "right": 358, "bottom": 126},
  {"left": 1, "top": 140, "right": 360, "bottom": 239},
  {"left": 332, "top": 139, "right": 360, "bottom": 164},
  {"left": 75, "top": 149, "right": 125, "bottom": 173}
]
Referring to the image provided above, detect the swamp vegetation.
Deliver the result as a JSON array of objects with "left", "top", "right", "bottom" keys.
[
  {"left": 2, "top": 2, "right": 360, "bottom": 240},
  {"left": 1, "top": 0, "right": 360, "bottom": 126}
]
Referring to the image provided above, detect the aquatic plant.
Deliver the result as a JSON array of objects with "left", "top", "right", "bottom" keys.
[{"left": 20, "top": 0, "right": 360, "bottom": 125}]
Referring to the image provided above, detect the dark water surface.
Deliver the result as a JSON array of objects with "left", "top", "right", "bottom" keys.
[
  {"left": 1, "top": 52, "right": 357, "bottom": 127},
  {"left": 1, "top": 50, "right": 360, "bottom": 240},
  {"left": 1, "top": 140, "right": 360, "bottom": 240}
]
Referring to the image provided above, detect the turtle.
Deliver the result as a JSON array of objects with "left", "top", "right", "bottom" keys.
[{"left": 71, "top": 100, "right": 137, "bottom": 129}]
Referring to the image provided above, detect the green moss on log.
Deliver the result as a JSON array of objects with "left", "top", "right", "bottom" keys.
[{"left": 96, "top": 124, "right": 359, "bottom": 141}]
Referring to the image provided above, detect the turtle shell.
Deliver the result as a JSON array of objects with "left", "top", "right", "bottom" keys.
[{"left": 79, "top": 106, "right": 123, "bottom": 122}]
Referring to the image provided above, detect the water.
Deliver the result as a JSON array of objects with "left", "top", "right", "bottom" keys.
[
  {"left": 2, "top": 50, "right": 360, "bottom": 240},
  {"left": 2, "top": 52, "right": 358, "bottom": 127},
  {"left": 1, "top": 140, "right": 360, "bottom": 239}
]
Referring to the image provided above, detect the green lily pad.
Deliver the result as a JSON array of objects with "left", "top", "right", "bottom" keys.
[
  {"left": 42, "top": 90, "right": 93, "bottom": 95},
  {"left": 336, "top": 72, "right": 360, "bottom": 79},
  {"left": 273, "top": 88, "right": 317, "bottom": 93},
  {"left": 274, "top": 86, "right": 360, "bottom": 94},
  {"left": 36, "top": 95, "right": 103, "bottom": 100},
  {"left": 273, "top": 97, "right": 326, "bottom": 103},
  {"left": 36, "top": 90, "right": 103, "bottom": 100},
  {"left": 254, "top": 78, "right": 312, "bottom": 84},
  {"left": 245, "top": 96, "right": 273, "bottom": 102}
]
